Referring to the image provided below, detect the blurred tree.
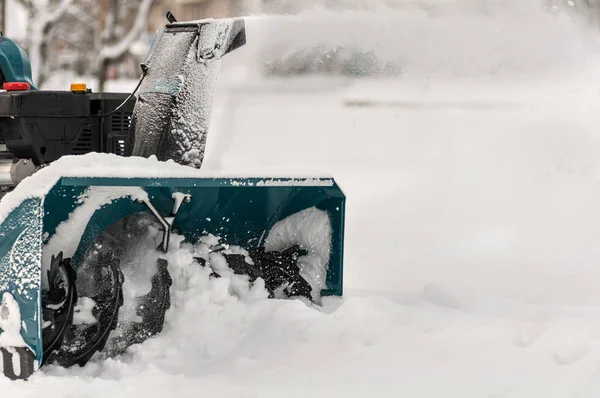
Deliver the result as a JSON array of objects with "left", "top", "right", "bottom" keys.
[
  {"left": 97, "top": 0, "right": 156, "bottom": 91},
  {"left": 15, "top": 0, "right": 77, "bottom": 87},
  {"left": 0, "top": 0, "right": 5, "bottom": 35},
  {"left": 14, "top": 0, "right": 155, "bottom": 89}
]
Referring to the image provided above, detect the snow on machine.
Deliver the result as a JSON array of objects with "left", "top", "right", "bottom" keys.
[{"left": 0, "top": 15, "right": 345, "bottom": 380}]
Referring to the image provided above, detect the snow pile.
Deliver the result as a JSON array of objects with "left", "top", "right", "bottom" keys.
[
  {"left": 170, "top": 233, "right": 270, "bottom": 302},
  {"left": 99, "top": 227, "right": 272, "bottom": 356}
]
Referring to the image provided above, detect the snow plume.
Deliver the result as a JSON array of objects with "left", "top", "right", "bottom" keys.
[{"left": 241, "top": 0, "right": 596, "bottom": 81}]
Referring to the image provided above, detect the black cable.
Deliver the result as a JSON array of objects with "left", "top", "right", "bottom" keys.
[{"left": 92, "top": 70, "right": 146, "bottom": 118}]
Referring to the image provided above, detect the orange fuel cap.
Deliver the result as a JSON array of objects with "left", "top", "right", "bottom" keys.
[{"left": 70, "top": 83, "right": 87, "bottom": 93}]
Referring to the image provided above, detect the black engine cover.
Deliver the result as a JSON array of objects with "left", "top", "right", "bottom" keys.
[{"left": 0, "top": 91, "right": 135, "bottom": 165}]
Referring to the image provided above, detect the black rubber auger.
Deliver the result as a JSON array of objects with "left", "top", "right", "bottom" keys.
[
  {"left": 43, "top": 212, "right": 173, "bottom": 368},
  {"left": 42, "top": 252, "right": 78, "bottom": 366},
  {"left": 40, "top": 213, "right": 314, "bottom": 370},
  {"left": 49, "top": 250, "right": 124, "bottom": 368},
  {"left": 101, "top": 258, "right": 172, "bottom": 358},
  {"left": 199, "top": 244, "right": 314, "bottom": 302}
]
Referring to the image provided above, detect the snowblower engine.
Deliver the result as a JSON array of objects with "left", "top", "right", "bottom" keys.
[
  {"left": 0, "top": 14, "right": 346, "bottom": 381},
  {"left": 0, "top": 90, "right": 135, "bottom": 185},
  {"left": 0, "top": 35, "right": 136, "bottom": 187}
]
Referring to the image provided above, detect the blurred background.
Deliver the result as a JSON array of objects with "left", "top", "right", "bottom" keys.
[{"left": 0, "top": 0, "right": 598, "bottom": 90}]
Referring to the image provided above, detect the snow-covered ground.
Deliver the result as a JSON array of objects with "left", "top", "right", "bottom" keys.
[{"left": 6, "top": 3, "right": 600, "bottom": 397}]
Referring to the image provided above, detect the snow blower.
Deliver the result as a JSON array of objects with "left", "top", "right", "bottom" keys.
[{"left": 0, "top": 15, "right": 345, "bottom": 380}]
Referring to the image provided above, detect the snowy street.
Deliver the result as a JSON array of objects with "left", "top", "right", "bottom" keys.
[
  {"left": 209, "top": 75, "right": 600, "bottom": 305},
  {"left": 5, "top": 3, "right": 600, "bottom": 397}
]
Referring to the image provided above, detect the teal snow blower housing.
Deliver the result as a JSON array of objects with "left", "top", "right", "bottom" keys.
[
  {"left": 0, "top": 15, "right": 346, "bottom": 380},
  {"left": 0, "top": 36, "right": 37, "bottom": 90}
]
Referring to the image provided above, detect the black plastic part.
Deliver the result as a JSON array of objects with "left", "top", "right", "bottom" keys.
[
  {"left": 0, "top": 347, "right": 35, "bottom": 380},
  {"left": 0, "top": 91, "right": 135, "bottom": 165},
  {"left": 91, "top": 93, "right": 135, "bottom": 156},
  {"left": 125, "top": 92, "right": 175, "bottom": 159},
  {"left": 223, "top": 22, "right": 247, "bottom": 57},
  {"left": 249, "top": 246, "right": 313, "bottom": 301},
  {"left": 42, "top": 252, "right": 77, "bottom": 366},
  {"left": 105, "top": 258, "right": 172, "bottom": 357},
  {"left": 49, "top": 249, "right": 123, "bottom": 368},
  {"left": 127, "top": 18, "right": 246, "bottom": 168},
  {"left": 166, "top": 11, "right": 177, "bottom": 23},
  {"left": 198, "top": 246, "right": 313, "bottom": 302},
  {"left": 51, "top": 212, "right": 173, "bottom": 367},
  {"left": 194, "top": 257, "right": 221, "bottom": 279},
  {"left": 222, "top": 253, "right": 264, "bottom": 282},
  {"left": 0, "top": 91, "right": 90, "bottom": 117}
]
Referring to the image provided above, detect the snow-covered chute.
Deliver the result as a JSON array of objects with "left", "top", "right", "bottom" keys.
[{"left": 0, "top": 15, "right": 346, "bottom": 380}]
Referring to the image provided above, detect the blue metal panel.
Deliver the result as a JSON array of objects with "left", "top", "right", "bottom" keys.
[
  {"left": 44, "top": 177, "right": 346, "bottom": 296},
  {"left": 0, "top": 198, "right": 43, "bottom": 364}
]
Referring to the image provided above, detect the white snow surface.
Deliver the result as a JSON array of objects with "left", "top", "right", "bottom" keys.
[{"left": 6, "top": 3, "right": 600, "bottom": 397}]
